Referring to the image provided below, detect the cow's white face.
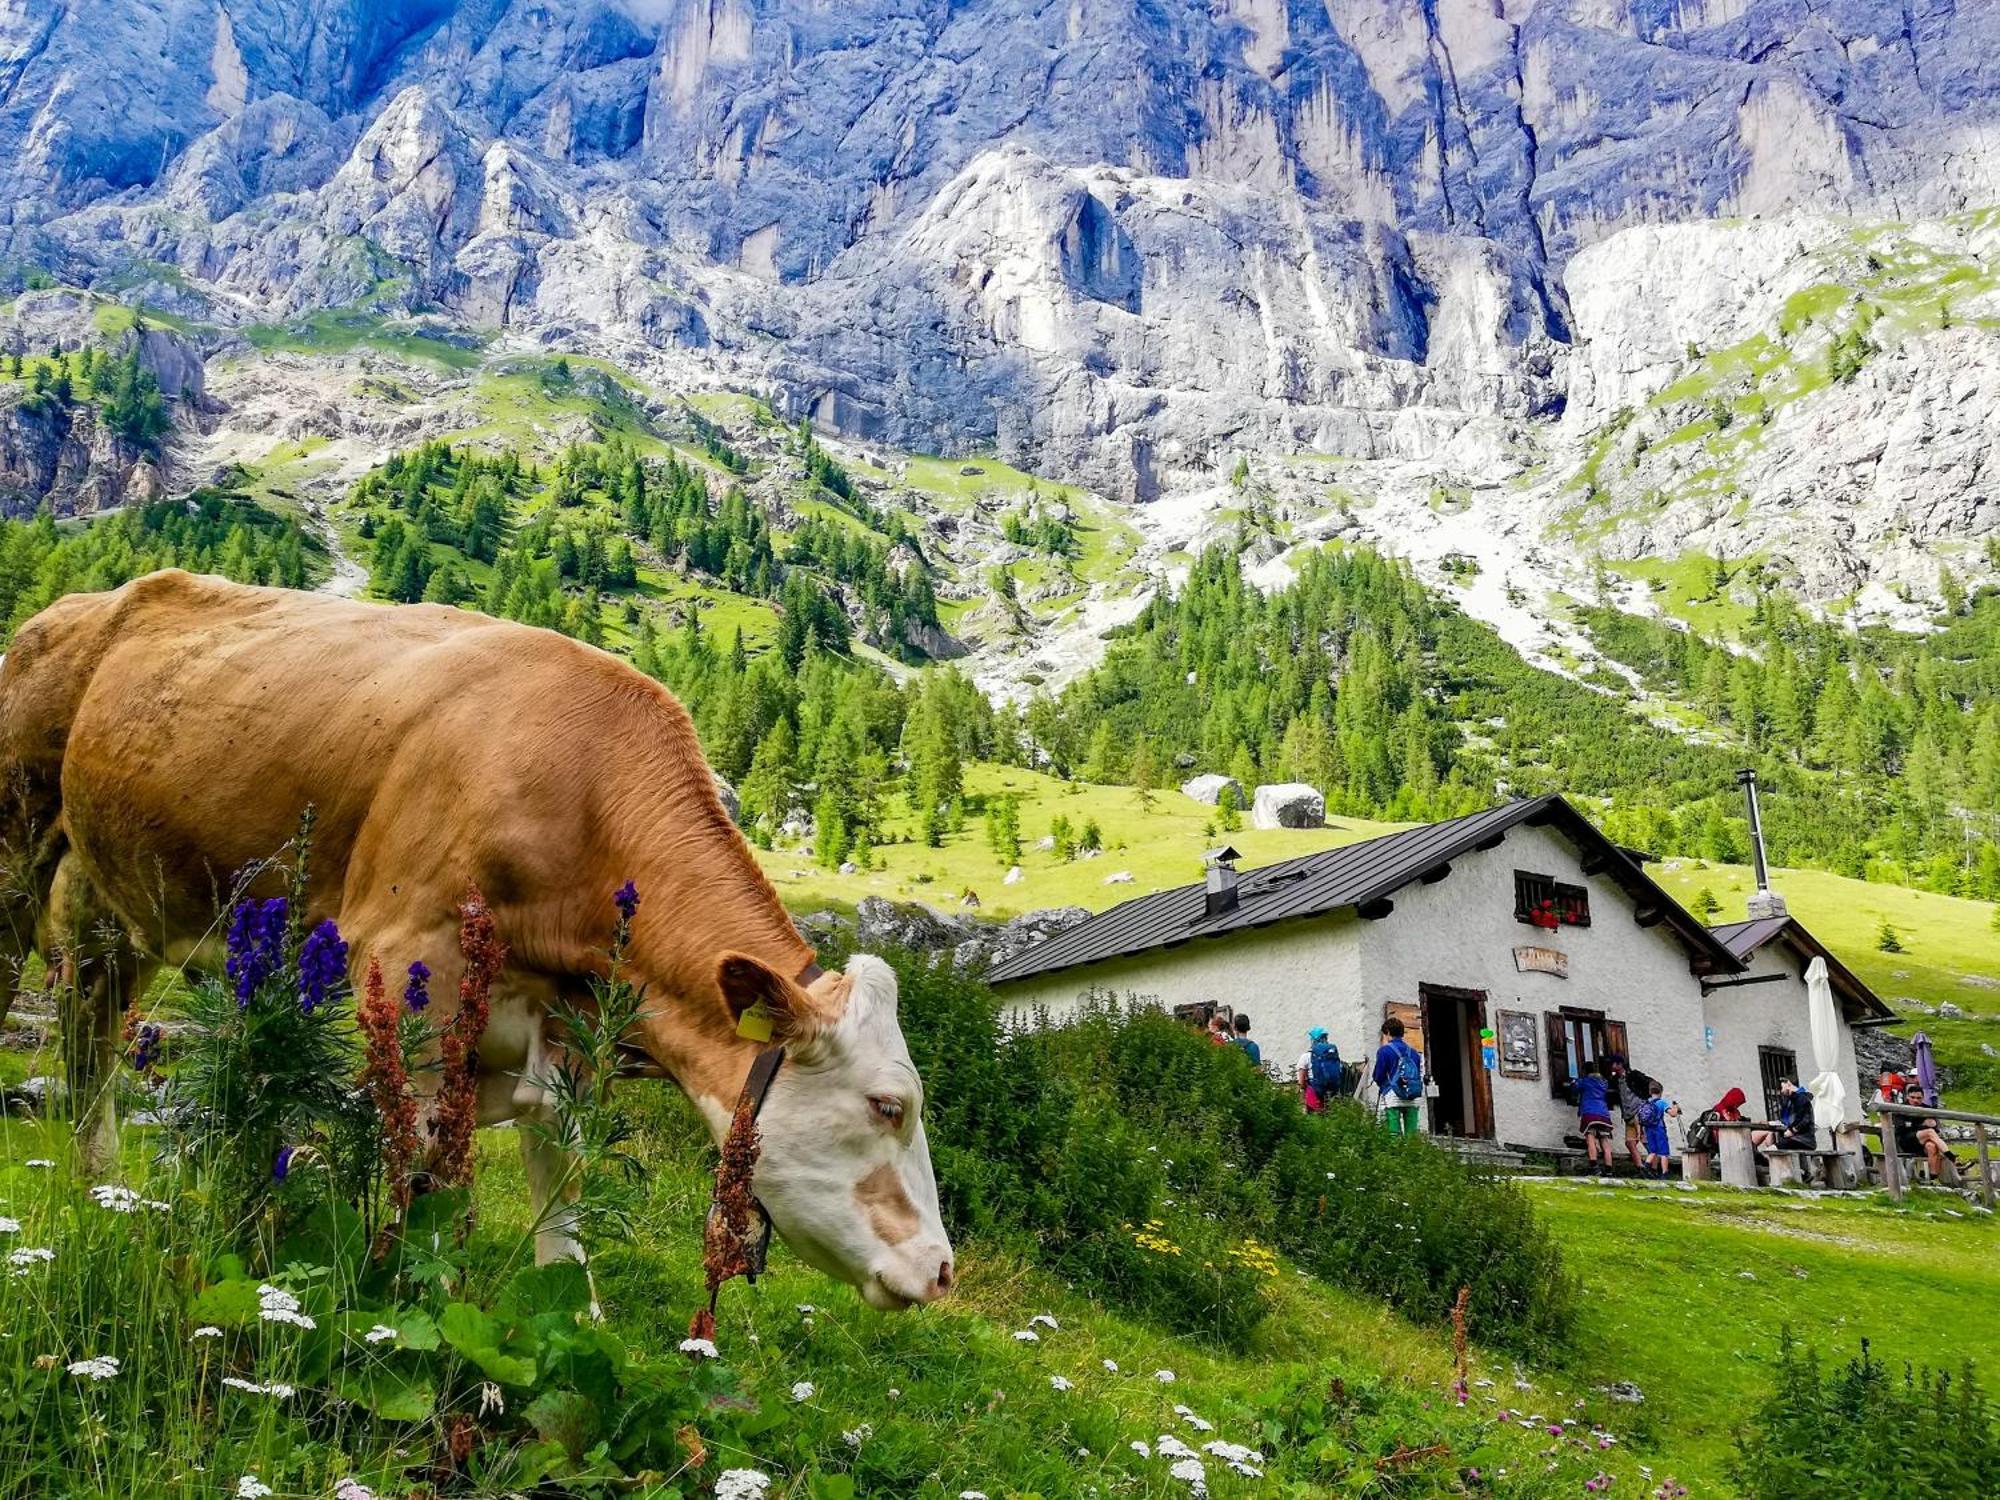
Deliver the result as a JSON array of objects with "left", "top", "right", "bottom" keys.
[{"left": 717, "top": 953, "right": 954, "bottom": 1310}]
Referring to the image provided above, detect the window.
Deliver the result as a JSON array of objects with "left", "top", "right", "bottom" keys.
[
  {"left": 1515, "top": 871, "right": 1590, "bottom": 929},
  {"left": 1757, "top": 1046, "right": 1797, "bottom": 1122},
  {"left": 1543, "top": 1009, "right": 1628, "bottom": 1100}
]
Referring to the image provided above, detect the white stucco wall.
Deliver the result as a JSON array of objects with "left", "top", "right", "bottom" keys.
[
  {"left": 1351, "top": 822, "right": 1717, "bottom": 1147},
  {"left": 1703, "top": 942, "right": 1864, "bottom": 1127},
  {"left": 997, "top": 908, "right": 1368, "bottom": 1080},
  {"left": 993, "top": 821, "right": 1869, "bottom": 1152}
]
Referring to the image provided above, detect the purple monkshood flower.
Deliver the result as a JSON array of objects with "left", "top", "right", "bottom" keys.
[
  {"left": 272, "top": 1146, "right": 295, "bottom": 1183},
  {"left": 613, "top": 880, "right": 640, "bottom": 922},
  {"left": 225, "top": 896, "right": 289, "bottom": 1006},
  {"left": 130, "top": 1023, "right": 162, "bottom": 1072},
  {"left": 296, "top": 920, "right": 348, "bottom": 1016},
  {"left": 403, "top": 960, "right": 431, "bottom": 1013}
]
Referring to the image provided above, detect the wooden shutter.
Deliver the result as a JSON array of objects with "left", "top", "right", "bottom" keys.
[
  {"left": 1604, "top": 1019, "right": 1629, "bottom": 1068},
  {"left": 1384, "top": 1000, "right": 1425, "bottom": 1060},
  {"left": 1545, "top": 1011, "right": 1571, "bottom": 1100}
]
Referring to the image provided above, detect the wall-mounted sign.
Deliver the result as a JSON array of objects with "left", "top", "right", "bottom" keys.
[
  {"left": 1497, "top": 1009, "right": 1541, "bottom": 1079},
  {"left": 1513, "top": 945, "right": 1568, "bottom": 979}
]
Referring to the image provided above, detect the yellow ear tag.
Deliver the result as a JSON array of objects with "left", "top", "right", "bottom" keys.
[{"left": 736, "top": 1002, "right": 775, "bottom": 1043}]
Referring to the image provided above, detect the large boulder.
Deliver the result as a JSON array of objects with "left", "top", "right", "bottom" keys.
[
  {"left": 1180, "top": 774, "right": 1244, "bottom": 807},
  {"left": 1252, "top": 783, "right": 1324, "bottom": 829}
]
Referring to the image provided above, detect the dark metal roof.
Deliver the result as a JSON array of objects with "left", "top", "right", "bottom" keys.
[
  {"left": 987, "top": 793, "right": 1743, "bottom": 986},
  {"left": 1709, "top": 915, "right": 1895, "bottom": 1021}
]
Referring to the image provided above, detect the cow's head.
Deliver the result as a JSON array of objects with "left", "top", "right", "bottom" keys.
[{"left": 714, "top": 952, "right": 954, "bottom": 1310}]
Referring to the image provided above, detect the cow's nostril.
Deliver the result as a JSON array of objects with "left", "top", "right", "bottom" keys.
[{"left": 936, "top": 1259, "right": 955, "bottom": 1292}]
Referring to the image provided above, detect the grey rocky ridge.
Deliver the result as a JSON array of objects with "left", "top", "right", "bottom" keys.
[{"left": 1, "top": 0, "right": 1998, "bottom": 651}]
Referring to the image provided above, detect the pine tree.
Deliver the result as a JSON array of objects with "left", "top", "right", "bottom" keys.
[
  {"left": 1875, "top": 920, "right": 1903, "bottom": 954},
  {"left": 1693, "top": 886, "right": 1721, "bottom": 920}
]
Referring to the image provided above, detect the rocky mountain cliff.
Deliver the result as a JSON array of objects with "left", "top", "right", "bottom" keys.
[{"left": 1, "top": 0, "right": 1997, "bottom": 616}]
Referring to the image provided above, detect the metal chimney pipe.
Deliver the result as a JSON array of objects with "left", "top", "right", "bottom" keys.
[{"left": 1736, "top": 768, "right": 1788, "bottom": 918}]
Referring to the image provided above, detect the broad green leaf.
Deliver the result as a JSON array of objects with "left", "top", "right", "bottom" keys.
[
  {"left": 523, "top": 1387, "right": 598, "bottom": 1458},
  {"left": 397, "top": 1307, "right": 441, "bottom": 1351},
  {"left": 190, "top": 1277, "right": 263, "bottom": 1328},
  {"left": 335, "top": 1367, "right": 436, "bottom": 1422}
]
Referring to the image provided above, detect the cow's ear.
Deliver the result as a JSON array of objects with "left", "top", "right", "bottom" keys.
[{"left": 716, "top": 952, "right": 819, "bottom": 1042}]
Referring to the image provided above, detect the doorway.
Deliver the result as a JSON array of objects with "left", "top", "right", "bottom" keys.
[{"left": 1418, "top": 984, "right": 1494, "bottom": 1140}]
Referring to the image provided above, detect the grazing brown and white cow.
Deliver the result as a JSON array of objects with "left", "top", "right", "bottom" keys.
[{"left": 0, "top": 570, "right": 953, "bottom": 1310}]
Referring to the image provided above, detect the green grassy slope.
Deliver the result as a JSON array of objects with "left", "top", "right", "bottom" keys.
[{"left": 754, "top": 761, "right": 1401, "bottom": 917}]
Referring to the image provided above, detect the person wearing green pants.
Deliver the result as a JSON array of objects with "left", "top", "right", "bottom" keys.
[{"left": 1371, "top": 1017, "right": 1425, "bottom": 1136}]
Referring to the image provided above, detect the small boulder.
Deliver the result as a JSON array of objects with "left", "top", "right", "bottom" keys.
[
  {"left": 1251, "top": 783, "right": 1324, "bottom": 829},
  {"left": 838, "top": 861, "right": 858, "bottom": 875},
  {"left": 1938, "top": 1001, "right": 1966, "bottom": 1019},
  {"left": 1180, "top": 774, "right": 1245, "bottom": 807},
  {"left": 1003, "top": 865, "right": 1024, "bottom": 885},
  {"left": 1104, "top": 871, "right": 1134, "bottom": 885}
]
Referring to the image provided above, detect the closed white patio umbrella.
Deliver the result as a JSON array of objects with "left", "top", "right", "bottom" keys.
[{"left": 1804, "top": 956, "right": 1847, "bottom": 1136}]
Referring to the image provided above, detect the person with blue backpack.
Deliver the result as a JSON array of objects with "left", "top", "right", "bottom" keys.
[
  {"left": 1297, "top": 1026, "right": 1345, "bottom": 1113},
  {"left": 1372, "top": 1017, "right": 1426, "bottom": 1136}
]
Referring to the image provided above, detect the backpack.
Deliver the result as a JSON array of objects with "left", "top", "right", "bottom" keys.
[
  {"left": 1308, "top": 1038, "right": 1344, "bottom": 1098},
  {"left": 1389, "top": 1040, "right": 1424, "bottom": 1102},
  {"left": 1684, "top": 1109, "right": 1719, "bottom": 1154}
]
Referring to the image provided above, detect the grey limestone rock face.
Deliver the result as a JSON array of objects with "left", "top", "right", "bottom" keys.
[
  {"left": 0, "top": 0, "right": 1995, "bottom": 512},
  {"left": 1251, "top": 782, "right": 1325, "bottom": 830}
]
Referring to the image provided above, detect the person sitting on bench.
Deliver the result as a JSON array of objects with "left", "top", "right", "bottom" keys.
[
  {"left": 1753, "top": 1078, "right": 1816, "bottom": 1154},
  {"left": 1895, "top": 1082, "right": 1952, "bottom": 1179}
]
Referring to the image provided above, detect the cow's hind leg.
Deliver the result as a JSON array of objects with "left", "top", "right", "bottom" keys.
[
  {"left": 45, "top": 856, "right": 152, "bottom": 1173},
  {"left": 0, "top": 765, "right": 64, "bottom": 1035}
]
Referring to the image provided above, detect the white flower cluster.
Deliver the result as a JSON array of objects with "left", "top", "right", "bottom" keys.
[
  {"left": 1167, "top": 1456, "right": 1208, "bottom": 1497},
  {"left": 334, "top": 1479, "right": 379, "bottom": 1500},
  {"left": 1102, "top": 1359, "right": 1119, "bottom": 1373},
  {"left": 67, "top": 1356, "right": 120, "bottom": 1381},
  {"left": 678, "top": 1337, "right": 720, "bottom": 1360},
  {"left": 715, "top": 1470, "right": 771, "bottom": 1500},
  {"left": 841, "top": 1423, "right": 873, "bottom": 1450},
  {"left": 1048, "top": 1375, "right": 1073, "bottom": 1393},
  {"left": 0, "top": 1216, "right": 20, "bottom": 1233},
  {"left": 1029, "top": 1312, "right": 1059, "bottom": 1330},
  {"left": 790, "top": 1381, "right": 815, "bottom": 1403},
  {"left": 257, "top": 1284, "right": 315, "bottom": 1329},
  {"left": 362, "top": 1324, "right": 397, "bottom": 1345},
  {"left": 1154, "top": 1368, "right": 1176, "bottom": 1383},
  {"left": 88, "top": 1184, "right": 165, "bottom": 1213},
  {"left": 6, "top": 1246, "right": 52, "bottom": 1275},
  {"left": 1010, "top": 1329, "right": 1039, "bottom": 1343},
  {"left": 191, "top": 1326, "right": 223, "bottom": 1340},
  {"left": 1130, "top": 1441, "right": 1151, "bottom": 1459},
  {"left": 23, "top": 1159, "right": 51, "bottom": 1169},
  {"left": 1155, "top": 1434, "right": 1196, "bottom": 1460},
  {"left": 1203, "top": 1440, "right": 1265, "bottom": 1478},
  {"left": 222, "top": 1376, "right": 296, "bottom": 1398},
  {"left": 235, "top": 1478, "right": 273, "bottom": 1499},
  {"left": 1173, "top": 1403, "right": 1214, "bottom": 1433}
]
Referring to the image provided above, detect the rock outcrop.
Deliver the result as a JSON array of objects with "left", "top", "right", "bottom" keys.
[
  {"left": 1251, "top": 783, "right": 1324, "bottom": 830},
  {"left": 1180, "top": 774, "right": 1245, "bottom": 807}
]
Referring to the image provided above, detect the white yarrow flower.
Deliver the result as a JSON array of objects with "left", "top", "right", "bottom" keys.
[
  {"left": 1029, "top": 1313, "right": 1059, "bottom": 1330},
  {"left": 1168, "top": 1456, "right": 1208, "bottom": 1497},
  {"left": 1154, "top": 1368, "right": 1176, "bottom": 1383},
  {"left": 235, "top": 1478, "right": 274, "bottom": 1500},
  {"left": 1011, "top": 1329, "right": 1039, "bottom": 1342},
  {"left": 842, "top": 1423, "right": 873, "bottom": 1450},
  {"left": 1173, "top": 1403, "right": 1214, "bottom": 1433},
  {"left": 1049, "top": 1374, "right": 1073, "bottom": 1392},
  {"left": 678, "top": 1337, "right": 720, "bottom": 1359},
  {"left": 959, "top": 1492, "right": 990, "bottom": 1500},
  {"left": 363, "top": 1324, "right": 398, "bottom": 1344},
  {"left": 24, "top": 1159, "right": 52, "bottom": 1169},
  {"left": 221, "top": 1376, "right": 295, "bottom": 1398},
  {"left": 334, "top": 1479, "right": 380, "bottom": 1500},
  {"left": 7, "top": 1246, "right": 53, "bottom": 1271},
  {"left": 795, "top": 1303, "right": 816, "bottom": 1315},
  {"left": 191, "top": 1326, "right": 223, "bottom": 1340},
  {"left": 89, "top": 1185, "right": 141, "bottom": 1213},
  {"left": 1103, "top": 1358, "right": 1119, "bottom": 1372},
  {"left": 1156, "top": 1433, "right": 1196, "bottom": 1459},
  {"left": 67, "top": 1355, "right": 119, "bottom": 1381},
  {"left": 0, "top": 1216, "right": 20, "bottom": 1233},
  {"left": 257, "top": 1284, "right": 315, "bottom": 1329},
  {"left": 1203, "top": 1440, "right": 1265, "bottom": 1477},
  {"left": 1130, "top": 1441, "right": 1151, "bottom": 1459},
  {"left": 790, "top": 1381, "right": 815, "bottom": 1402},
  {"left": 715, "top": 1471, "right": 771, "bottom": 1500}
]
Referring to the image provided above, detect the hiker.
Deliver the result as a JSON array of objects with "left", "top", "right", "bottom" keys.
[
  {"left": 1754, "top": 1079, "right": 1816, "bottom": 1154},
  {"left": 1298, "top": 1026, "right": 1342, "bottom": 1113},
  {"left": 1205, "top": 1010, "right": 1231, "bottom": 1046},
  {"left": 1637, "top": 1078, "right": 1678, "bottom": 1178},
  {"left": 1872, "top": 1068, "right": 1907, "bottom": 1108},
  {"left": 1371, "top": 1018, "right": 1424, "bottom": 1137},
  {"left": 1574, "top": 1060, "right": 1615, "bottom": 1169},
  {"left": 1894, "top": 1081, "right": 1952, "bottom": 1179},
  {"left": 1229, "top": 1012, "right": 1262, "bottom": 1068},
  {"left": 1610, "top": 1056, "right": 1655, "bottom": 1172},
  {"left": 1683, "top": 1085, "right": 1746, "bottom": 1157}
]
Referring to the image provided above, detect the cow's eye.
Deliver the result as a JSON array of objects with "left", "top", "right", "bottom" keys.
[{"left": 869, "top": 1096, "right": 905, "bottom": 1128}]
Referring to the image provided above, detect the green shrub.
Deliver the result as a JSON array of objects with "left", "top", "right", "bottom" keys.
[
  {"left": 1730, "top": 1333, "right": 2000, "bottom": 1498},
  {"left": 886, "top": 956, "right": 1574, "bottom": 1353}
]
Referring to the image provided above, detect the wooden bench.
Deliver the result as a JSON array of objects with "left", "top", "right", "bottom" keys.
[{"left": 1764, "top": 1149, "right": 1853, "bottom": 1189}]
